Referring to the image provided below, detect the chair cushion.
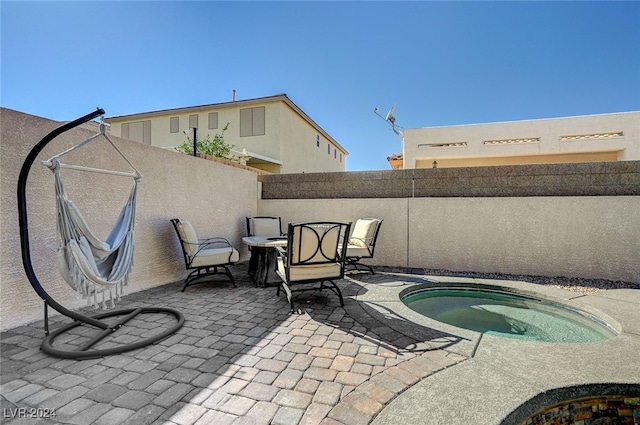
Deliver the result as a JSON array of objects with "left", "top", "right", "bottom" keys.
[
  {"left": 278, "top": 259, "right": 342, "bottom": 282},
  {"left": 250, "top": 218, "right": 281, "bottom": 237},
  {"left": 191, "top": 247, "right": 239, "bottom": 268},
  {"left": 346, "top": 245, "right": 371, "bottom": 258},
  {"left": 349, "top": 218, "right": 380, "bottom": 248},
  {"left": 175, "top": 219, "right": 199, "bottom": 257}
]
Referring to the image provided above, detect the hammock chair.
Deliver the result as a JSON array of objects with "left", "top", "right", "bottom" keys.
[
  {"left": 43, "top": 122, "right": 141, "bottom": 309},
  {"left": 18, "top": 108, "right": 184, "bottom": 360}
]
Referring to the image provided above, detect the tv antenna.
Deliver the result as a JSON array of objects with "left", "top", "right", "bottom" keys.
[{"left": 374, "top": 104, "right": 403, "bottom": 137}]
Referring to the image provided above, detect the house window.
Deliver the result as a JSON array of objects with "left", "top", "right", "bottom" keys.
[
  {"left": 327, "top": 143, "right": 330, "bottom": 154},
  {"left": 170, "top": 117, "right": 179, "bottom": 133},
  {"left": 240, "top": 106, "right": 265, "bottom": 136},
  {"left": 340, "top": 153, "right": 342, "bottom": 162},
  {"left": 121, "top": 120, "right": 151, "bottom": 145},
  {"left": 208, "top": 112, "right": 218, "bottom": 129},
  {"left": 316, "top": 135, "right": 320, "bottom": 147},
  {"left": 334, "top": 148, "right": 337, "bottom": 158},
  {"left": 189, "top": 114, "right": 198, "bottom": 129}
]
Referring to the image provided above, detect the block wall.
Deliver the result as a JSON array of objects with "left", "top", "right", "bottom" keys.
[{"left": 259, "top": 161, "right": 640, "bottom": 198}]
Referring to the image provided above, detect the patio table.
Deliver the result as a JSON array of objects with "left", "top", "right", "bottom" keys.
[{"left": 242, "top": 236, "right": 287, "bottom": 287}]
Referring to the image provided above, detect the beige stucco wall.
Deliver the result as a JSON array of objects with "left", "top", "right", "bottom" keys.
[
  {"left": 107, "top": 99, "right": 347, "bottom": 174},
  {"left": 258, "top": 196, "right": 639, "bottom": 283},
  {"left": 1, "top": 108, "right": 257, "bottom": 330},
  {"left": 276, "top": 103, "right": 346, "bottom": 174},
  {"left": 403, "top": 112, "right": 640, "bottom": 169},
  {"left": 407, "top": 197, "right": 639, "bottom": 281}
]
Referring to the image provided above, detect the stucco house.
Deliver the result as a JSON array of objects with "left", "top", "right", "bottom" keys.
[
  {"left": 397, "top": 111, "right": 639, "bottom": 169},
  {"left": 105, "top": 93, "right": 348, "bottom": 174}
]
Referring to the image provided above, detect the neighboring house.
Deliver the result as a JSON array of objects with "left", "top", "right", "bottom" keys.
[
  {"left": 399, "top": 111, "right": 639, "bottom": 169},
  {"left": 105, "top": 94, "right": 348, "bottom": 174}
]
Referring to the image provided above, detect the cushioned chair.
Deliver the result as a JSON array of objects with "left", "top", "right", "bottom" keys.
[
  {"left": 345, "top": 218, "right": 383, "bottom": 274},
  {"left": 170, "top": 218, "right": 239, "bottom": 292},
  {"left": 246, "top": 216, "right": 284, "bottom": 237},
  {"left": 276, "top": 221, "right": 351, "bottom": 313}
]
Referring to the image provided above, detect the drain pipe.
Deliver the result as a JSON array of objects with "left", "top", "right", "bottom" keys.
[
  {"left": 406, "top": 200, "right": 410, "bottom": 269},
  {"left": 407, "top": 171, "right": 414, "bottom": 268}
]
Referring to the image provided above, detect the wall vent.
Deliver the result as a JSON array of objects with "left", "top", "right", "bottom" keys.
[
  {"left": 560, "top": 132, "right": 623, "bottom": 141},
  {"left": 418, "top": 142, "right": 468, "bottom": 148},
  {"left": 483, "top": 137, "right": 540, "bottom": 146}
]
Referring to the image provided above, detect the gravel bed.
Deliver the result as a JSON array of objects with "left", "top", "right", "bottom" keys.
[{"left": 374, "top": 266, "right": 640, "bottom": 295}]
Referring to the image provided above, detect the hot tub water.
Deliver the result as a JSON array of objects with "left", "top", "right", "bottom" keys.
[{"left": 402, "top": 287, "right": 616, "bottom": 343}]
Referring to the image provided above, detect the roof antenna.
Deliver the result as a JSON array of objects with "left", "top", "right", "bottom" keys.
[{"left": 374, "top": 104, "right": 403, "bottom": 137}]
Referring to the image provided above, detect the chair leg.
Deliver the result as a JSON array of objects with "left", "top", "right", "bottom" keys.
[
  {"left": 360, "top": 263, "right": 375, "bottom": 275},
  {"left": 277, "top": 282, "right": 296, "bottom": 313},
  {"left": 279, "top": 280, "right": 345, "bottom": 313},
  {"left": 346, "top": 258, "right": 375, "bottom": 275},
  {"left": 222, "top": 266, "right": 237, "bottom": 288},
  {"left": 289, "top": 297, "right": 296, "bottom": 314},
  {"left": 181, "top": 266, "right": 236, "bottom": 291},
  {"left": 322, "top": 280, "right": 344, "bottom": 307}
]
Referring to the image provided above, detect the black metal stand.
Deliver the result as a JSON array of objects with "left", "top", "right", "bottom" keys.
[{"left": 17, "top": 108, "right": 184, "bottom": 360}]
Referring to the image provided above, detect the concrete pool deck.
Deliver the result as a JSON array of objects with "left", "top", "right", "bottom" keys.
[
  {"left": 1, "top": 263, "right": 638, "bottom": 425},
  {"left": 361, "top": 274, "right": 640, "bottom": 425}
]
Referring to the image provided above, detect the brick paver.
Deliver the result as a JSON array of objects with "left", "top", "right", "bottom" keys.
[{"left": 0, "top": 264, "right": 466, "bottom": 425}]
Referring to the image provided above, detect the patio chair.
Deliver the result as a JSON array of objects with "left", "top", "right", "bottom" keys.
[
  {"left": 275, "top": 221, "right": 351, "bottom": 313},
  {"left": 170, "top": 218, "right": 239, "bottom": 292},
  {"left": 345, "top": 218, "right": 383, "bottom": 274},
  {"left": 246, "top": 216, "right": 284, "bottom": 237}
]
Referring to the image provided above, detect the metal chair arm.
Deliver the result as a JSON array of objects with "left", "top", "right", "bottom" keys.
[
  {"left": 198, "top": 237, "right": 232, "bottom": 246},
  {"left": 184, "top": 238, "right": 233, "bottom": 259}
]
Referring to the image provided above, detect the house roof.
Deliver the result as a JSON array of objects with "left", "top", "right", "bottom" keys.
[{"left": 105, "top": 93, "right": 348, "bottom": 154}]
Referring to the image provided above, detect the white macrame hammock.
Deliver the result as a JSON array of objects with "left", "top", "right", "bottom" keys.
[{"left": 44, "top": 125, "right": 142, "bottom": 309}]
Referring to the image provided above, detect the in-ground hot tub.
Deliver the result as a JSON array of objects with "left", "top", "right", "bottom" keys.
[{"left": 401, "top": 284, "right": 617, "bottom": 343}]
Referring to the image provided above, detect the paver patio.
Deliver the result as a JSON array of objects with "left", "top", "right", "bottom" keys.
[{"left": 1, "top": 263, "right": 465, "bottom": 425}]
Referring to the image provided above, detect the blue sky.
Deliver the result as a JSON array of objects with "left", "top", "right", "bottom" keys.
[{"left": 2, "top": 1, "right": 639, "bottom": 171}]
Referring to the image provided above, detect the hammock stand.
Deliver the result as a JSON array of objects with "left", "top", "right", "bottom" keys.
[{"left": 17, "top": 108, "right": 184, "bottom": 360}]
